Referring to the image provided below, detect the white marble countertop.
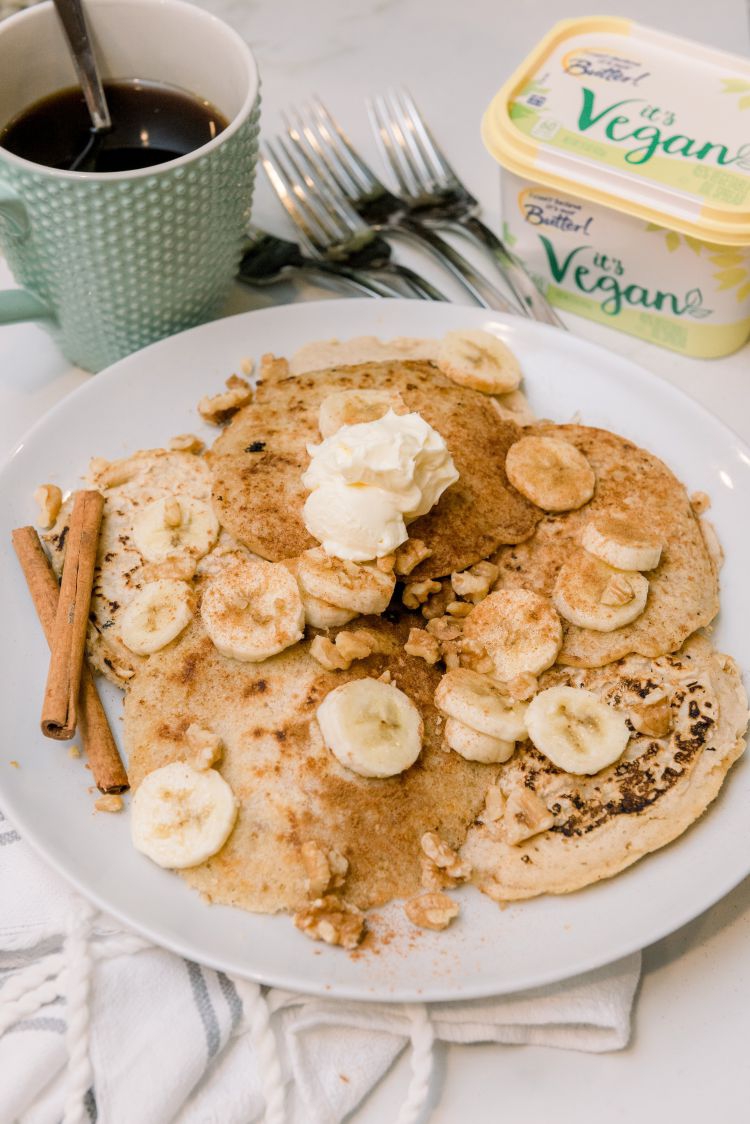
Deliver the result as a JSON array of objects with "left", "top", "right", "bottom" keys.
[{"left": 1, "top": 0, "right": 749, "bottom": 1120}]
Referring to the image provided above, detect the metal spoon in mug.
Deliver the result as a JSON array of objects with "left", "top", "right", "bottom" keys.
[{"left": 52, "top": 0, "right": 112, "bottom": 171}]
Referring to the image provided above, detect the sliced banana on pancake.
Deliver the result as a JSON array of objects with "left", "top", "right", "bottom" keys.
[
  {"left": 505, "top": 435, "right": 595, "bottom": 512},
  {"left": 582, "top": 513, "right": 663, "bottom": 572},
  {"left": 553, "top": 551, "right": 649, "bottom": 632},
  {"left": 435, "top": 668, "right": 528, "bottom": 741},
  {"left": 131, "top": 761, "right": 238, "bottom": 869},
  {"left": 525, "top": 685, "right": 630, "bottom": 775},
  {"left": 297, "top": 548, "right": 395, "bottom": 615},
  {"left": 437, "top": 329, "right": 521, "bottom": 394},
  {"left": 318, "top": 388, "right": 407, "bottom": 438},
  {"left": 443, "top": 717, "right": 516, "bottom": 764},
  {"left": 201, "top": 558, "right": 305, "bottom": 662},
  {"left": 132, "top": 497, "right": 219, "bottom": 563},
  {"left": 281, "top": 556, "right": 359, "bottom": 630},
  {"left": 119, "top": 579, "right": 193, "bottom": 655},
  {"left": 316, "top": 678, "right": 423, "bottom": 778},
  {"left": 463, "top": 590, "right": 562, "bottom": 680}
]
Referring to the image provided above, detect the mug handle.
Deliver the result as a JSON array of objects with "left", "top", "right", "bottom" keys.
[{"left": 0, "top": 182, "right": 53, "bottom": 324}]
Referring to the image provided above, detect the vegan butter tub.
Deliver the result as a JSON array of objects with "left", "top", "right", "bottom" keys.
[{"left": 483, "top": 17, "right": 750, "bottom": 357}]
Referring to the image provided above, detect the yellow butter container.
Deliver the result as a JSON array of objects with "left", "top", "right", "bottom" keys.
[{"left": 483, "top": 17, "right": 750, "bottom": 357}]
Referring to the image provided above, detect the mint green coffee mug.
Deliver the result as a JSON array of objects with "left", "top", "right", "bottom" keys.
[{"left": 0, "top": 0, "right": 260, "bottom": 372}]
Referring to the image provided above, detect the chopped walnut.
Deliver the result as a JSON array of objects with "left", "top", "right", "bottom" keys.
[
  {"left": 690, "top": 490, "right": 711, "bottom": 515},
  {"left": 378, "top": 669, "right": 393, "bottom": 684},
  {"left": 94, "top": 794, "right": 123, "bottom": 813},
  {"left": 504, "top": 789, "right": 554, "bottom": 845},
  {"left": 168, "top": 433, "right": 205, "bottom": 454},
  {"left": 421, "top": 583, "right": 453, "bottom": 620},
  {"left": 458, "top": 638, "right": 496, "bottom": 676},
  {"left": 404, "top": 628, "right": 440, "bottom": 665},
  {"left": 631, "top": 690, "right": 672, "bottom": 738},
  {"left": 419, "top": 854, "right": 458, "bottom": 891},
  {"left": 294, "top": 895, "right": 365, "bottom": 950},
  {"left": 404, "top": 892, "right": 459, "bottom": 931},
  {"left": 445, "top": 600, "right": 473, "bottom": 618},
  {"left": 420, "top": 832, "right": 471, "bottom": 880},
  {"left": 425, "top": 615, "right": 463, "bottom": 642},
  {"left": 402, "top": 578, "right": 441, "bottom": 609},
  {"left": 376, "top": 553, "right": 396, "bottom": 573},
  {"left": 88, "top": 456, "right": 137, "bottom": 489},
  {"left": 259, "top": 353, "right": 290, "bottom": 382},
  {"left": 440, "top": 639, "right": 462, "bottom": 669},
  {"left": 478, "top": 785, "right": 506, "bottom": 840},
  {"left": 198, "top": 380, "right": 253, "bottom": 425},
  {"left": 300, "top": 841, "right": 348, "bottom": 898},
  {"left": 334, "top": 631, "right": 374, "bottom": 663},
  {"left": 450, "top": 561, "right": 499, "bottom": 604},
  {"left": 310, "top": 635, "right": 349, "bottom": 671},
  {"left": 34, "top": 484, "right": 63, "bottom": 530},
  {"left": 186, "top": 723, "right": 223, "bottom": 770},
  {"left": 140, "top": 555, "right": 198, "bottom": 583},
  {"left": 600, "top": 574, "right": 634, "bottom": 606},
  {"left": 394, "top": 538, "right": 433, "bottom": 576},
  {"left": 311, "top": 629, "right": 387, "bottom": 671},
  {"left": 226, "top": 373, "right": 251, "bottom": 391}
]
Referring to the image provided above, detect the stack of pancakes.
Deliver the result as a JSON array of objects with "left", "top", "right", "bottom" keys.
[{"left": 46, "top": 338, "right": 748, "bottom": 919}]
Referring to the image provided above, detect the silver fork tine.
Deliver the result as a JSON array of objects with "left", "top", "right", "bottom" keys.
[
  {"left": 288, "top": 107, "right": 361, "bottom": 202},
  {"left": 385, "top": 89, "right": 440, "bottom": 194},
  {"left": 368, "top": 95, "right": 421, "bottom": 199},
  {"left": 397, "top": 88, "right": 460, "bottom": 189},
  {"left": 275, "top": 134, "right": 359, "bottom": 243},
  {"left": 261, "top": 144, "right": 324, "bottom": 256},
  {"left": 379, "top": 93, "right": 427, "bottom": 199},
  {"left": 312, "top": 97, "right": 381, "bottom": 195}
]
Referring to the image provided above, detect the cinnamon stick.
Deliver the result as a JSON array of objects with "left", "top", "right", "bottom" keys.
[{"left": 13, "top": 526, "right": 128, "bottom": 792}]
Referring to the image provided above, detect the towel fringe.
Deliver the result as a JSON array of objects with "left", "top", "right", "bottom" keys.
[
  {"left": 233, "top": 977, "right": 286, "bottom": 1124},
  {"left": 396, "top": 1003, "right": 435, "bottom": 1124}
]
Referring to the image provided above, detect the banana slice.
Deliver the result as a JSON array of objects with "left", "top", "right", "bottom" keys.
[
  {"left": 297, "top": 548, "right": 395, "bottom": 615},
  {"left": 437, "top": 328, "right": 521, "bottom": 394},
  {"left": 282, "top": 557, "right": 358, "bottom": 630},
  {"left": 525, "top": 686, "right": 630, "bottom": 775},
  {"left": 132, "top": 497, "right": 219, "bottom": 563},
  {"left": 505, "top": 436, "right": 595, "bottom": 512},
  {"left": 553, "top": 551, "right": 649, "bottom": 632},
  {"left": 131, "top": 761, "right": 238, "bottom": 869},
  {"left": 316, "top": 678, "right": 423, "bottom": 778},
  {"left": 443, "top": 717, "right": 516, "bottom": 764},
  {"left": 463, "top": 590, "right": 562, "bottom": 680},
  {"left": 434, "top": 668, "right": 528, "bottom": 740},
  {"left": 582, "top": 514, "right": 663, "bottom": 572},
  {"left": 119, "top": 579, "right": 193, "bottom": 655},
  {"left": 201, "top": 558, "right": 304, "bottom": 662},
  {"left": 318, "top": 388, "right": 407, "bottom": 438}
]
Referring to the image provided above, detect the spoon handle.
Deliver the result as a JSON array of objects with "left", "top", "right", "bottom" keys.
[{"left": 52, "top": 0, "right": 112, "bottom": 132}]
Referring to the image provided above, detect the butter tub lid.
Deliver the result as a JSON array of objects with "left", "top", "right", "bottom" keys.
[{"left": 483, "top": 17, "right": 750, "bottom": 245}]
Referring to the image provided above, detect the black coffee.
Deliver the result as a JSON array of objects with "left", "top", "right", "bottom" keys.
[{"left": 0, "top": 79, "right": 229, "bottom": 172}]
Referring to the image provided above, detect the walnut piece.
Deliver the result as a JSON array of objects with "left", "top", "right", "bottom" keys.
[
  {"left": 34, "top": 484, "right": 63, "bottom": 530},
  {"left": 168, "top": 433, "right": 205, "bottom": 454},
  {"left": 630, "top": 690, "right": 672, "bottom": 738},
  {"left": 376, "top": 553, "right": 396, "bottom": 573},
  {"left": 402, "top": 578, "right": 441, "bottom": 609},
  {"left": 451, "top": 561, "right": 499, "bottom": 604},
  {"left": 445, "top": 600, "right": 472, "bottom": 618},
  {"left": 88, "top": 456, "right": 136, "bottom": 489},
  {"left": 478, "top": 785, "right": 506, "bottom": 840},
  {"left": 421, "top": 583, "right": 453, "bottom": 620},
  {"left": 198, "top": 378, "right": 252, "bottom": 425},
  {"left": 311, "top": 629, "right": 388, "bottom": 672},
  {"left": 186, "top": 723, "right": 223, "bottom": 770},
  {"left": 425, "top": 615, "right": 463, "bottom": 641},
  {"left": 394, "top": 538, "right": 433, "bottom": 576},
  {"left": 404, "top": 627, "right": 440, "bottom": 665},
  {"left": 294, "top": 895, "right": 365, "bottom": 950},
  {"left": 300, "top": 841, "right": 348, "bottom": 898},
  {"left": 440, "top": 639, "right": 462, "bottom": 670},
  {"left": 94, "top": 794, "right": 123, "bottom": 813},
  {"left": 404, "top": 892, "right": 459, "bottom": 931},
  {"left": 420, "top": 831, "right": 471, "bottom": 880},
  {"left": 504, "top": 789, "right": 554, "bottom": 845}
]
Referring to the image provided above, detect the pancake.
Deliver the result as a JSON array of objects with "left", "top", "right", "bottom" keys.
[
  {"left": 210, "top": 358, "right": 541, "bottom": 579},
  {"left": 461, "top": 634, "right": 748, "bottom": 900},
  {"left": 492, "top": 424, "right": 719, "bottom": 667},
  {"left": 124, "top": 613, "right": 495, "bottom": 913},
  {"left": 45, "top": 449, "right": 217, "bottom": 686}
]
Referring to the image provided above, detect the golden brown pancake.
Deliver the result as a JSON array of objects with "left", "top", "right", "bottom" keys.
[
  {"left": 462, "top": 634, "right": 748, "bottom": 900},
  {"left": 492, "top": 424, "right": 719, "bottom": 667},
  {"left": 124, "top": 613, "right": 496, "bottom": 912},
  {"left": 210, "top": 358, "right": 540, "bottom": 579}
]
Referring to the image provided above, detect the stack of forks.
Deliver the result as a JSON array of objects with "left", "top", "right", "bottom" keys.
[{"left": 240, "top": 90, "right": 563, "bottom": 327}]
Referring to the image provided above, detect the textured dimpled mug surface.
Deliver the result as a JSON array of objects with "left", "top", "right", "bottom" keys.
[{"left": 0, "top": 0, "right": 260, "bottom": 372}]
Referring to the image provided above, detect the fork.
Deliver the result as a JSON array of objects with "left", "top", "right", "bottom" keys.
[
  {"left": 261, "top": 139, "right": 448, "bottom": 302},
  {"left": 368, "top": 89, "right": 565, "bottom": 328},
  {"left": 238, "top": 226, "right": 404, "bottom": 299},
  {"left": 283, "top": 100, "right": 517, "bottom": 314}
]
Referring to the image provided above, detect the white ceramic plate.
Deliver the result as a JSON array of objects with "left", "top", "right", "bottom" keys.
[{"left": 1, "top": 299, "right": 748, "bottom": 1002}]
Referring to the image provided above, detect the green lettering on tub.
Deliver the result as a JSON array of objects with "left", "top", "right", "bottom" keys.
[
  {"left": 539, "top": 236, "right": 710, "bottom": 318},
  {"left": 576, "top": 87, "right": 750, "bottom": 167}
]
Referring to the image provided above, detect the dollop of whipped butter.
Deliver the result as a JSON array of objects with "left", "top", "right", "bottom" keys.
[{"left": 302, "top": 410, "right": 459, "bottom": 560}]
